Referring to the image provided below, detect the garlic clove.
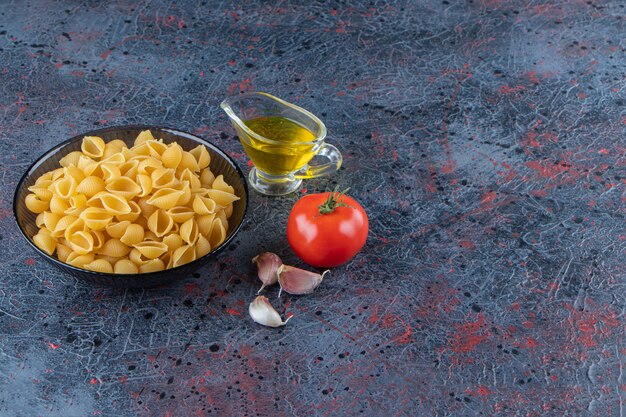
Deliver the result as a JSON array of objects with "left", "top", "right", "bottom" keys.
[
  {"left": 252, "top": 252, "right": 283, "bottom": 294},
  {"left": 248, "top": 295, "right": 291, "bottom": 327},
  {"left": 278, "top": 265, "right": 329, "bottom": 296}
]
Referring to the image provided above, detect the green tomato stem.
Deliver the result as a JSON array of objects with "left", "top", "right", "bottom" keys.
[{"left": 318, "top": 186, "right": 350, "bottom": 215}]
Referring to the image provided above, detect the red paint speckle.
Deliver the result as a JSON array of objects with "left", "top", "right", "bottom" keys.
[
  {"left": 451, "top": 313, "right": 491, "bottom": 353},
  {"left": 480, "top": 190, "right": 497, "bottom": 205},
  {"left": 459, "top": 240, "right": 475, "bottom": 249},
  {"left": 226, "top": 308, "right": 241, "bottom": 316},
  {"left": 525, "top": 337, "right": 539, "bottom": 348},
  {"left": 24, "top": 258, "right": 36, "bottom": 266},
  {"left": 47, "top": 342, "right": 60, "bottom": 350},
  {"left": 500, "top": 84, "right": 525, "bottom": 94},
  {"left": 526, "top": 71, "right": 540, "bottom": 84},
  {"left": 525, "top": 160, "right": 570, "bottom": 179}
]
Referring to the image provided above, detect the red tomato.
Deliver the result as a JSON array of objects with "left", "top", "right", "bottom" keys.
[{"left": 286, "top": 190, "right": 368, "bottom": 268}]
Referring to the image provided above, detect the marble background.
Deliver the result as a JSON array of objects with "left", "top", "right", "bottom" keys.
[{"left": 0, "top": 1, "right": 625, "bottom": 416}]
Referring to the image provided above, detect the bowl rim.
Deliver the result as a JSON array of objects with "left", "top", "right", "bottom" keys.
[{"left": 12, "top": 124, "right": 249, "bottom": 280}]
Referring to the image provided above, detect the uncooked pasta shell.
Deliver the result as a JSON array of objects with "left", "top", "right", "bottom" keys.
[
  {"left": 132, "top": 241, "right": 168, "bottom": 259},
  {"left": 147, "top": 209, "right": 174, "bottom": 237},
  {"left": 81, "top": 136, "right": 106, "bottom": 159}
]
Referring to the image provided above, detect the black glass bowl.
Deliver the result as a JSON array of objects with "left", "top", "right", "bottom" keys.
[{"left": 13, "top": 125, "right": 248, "bottom": 288}]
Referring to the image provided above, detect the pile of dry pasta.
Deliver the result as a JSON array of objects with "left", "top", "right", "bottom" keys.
[{"left": 24, "top": 130, "right": 239, "bottom": 274}]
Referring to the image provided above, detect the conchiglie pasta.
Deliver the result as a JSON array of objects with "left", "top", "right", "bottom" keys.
[
  {"left": 28, "top": 182, "right": 53, "bottom": 201},
  {"left": 133, "top": 241, "right": 168, "bottom": 259},
  {"left": 196, "top": 213, "right": 216, "bottom": 237},
  {"left": 66, "top": 252, "right": 95, "bottom": 268},
  {"left": 195, "top": 235, "right": 211, "bottom": 258},
  {"left": 119, "top": 224, "right": 145, "bottom": 246},
  {"left": 207, "top": 189, "right": 240, "bottom": 207},
  {"left": 89, "top": 192, "right": 131, "bottom": 215},
  {"left": 101, "top": 153, "right": 125, "bottom": 165},
  {"left": 81, "top": 136, "right": 106, "bottom": 159},
  {"left": 100, "top": 163, "right": 121, "bottom": 182},
  {"left": 77, "top": 155, "right": 99, "bottom": 177},
  {"left": 136, "top": 174, "right": 152, "bottom": 197},
  {"left": 65, "top": 194, "right": 87, "bottom": 216},
  {"left": 35, "top": 171, "right": 54, "bottom": 184},
  {"left": 103, "top": 139, "right": 127, "bottom": 158},
  {"left": 139, "top": 259, "right": 165, "bottom": 273},
  {"left": 91, "top": 230, "right": 106, "bottom": 251},
  {"left": 114, "top": 259, "right": 139, "bottom": 274},
  {"left": 98, "top": 238, "right": 131, "bottom": 257},
  {"left": 170, "top": 245, "right": 196, "bottom": 268},
  {"left": 146, "top": 188, "right": 185, "bottom": 210},
  {"left": 64, "top": 166, "right": 86, "bottom": 183},
  {"left": 106, "top": 177, "right": 141, "bottom": 200},
  {"left": 212, "top": 175, "right": 235, "bottom": 194},
  {"left": 192, "top": 195, "right": 217, "bottom": 215},
  {"left": 76, "top": 176, "right": 106, "bottom": 197},
  {"left": 25, "top": 193, "right": 49, "bottom": 213},
  {"left": 59, "top": 151, "right": 83, "bottom": 167},
  {"left": 190, "top": 145, "right": 211, "bottom": 170},
  {"left": 83, "top": 259, "right": 114, "bottom": 273},
  {"left": 68, "top": 230, "right": 94, "bottom": 255},
  {"left": 96, "top": 255, "right": 121, "bottom": 265},
  {"left": 79, "top": 207, "right": 113, "bottom": 230},
  {"left": 24, "top": 130, "right": 239, "bottom": 274},
  {"left": 148, "top": 209, "right": 174, "bottom": 237},
  {"left": 137, "top": 197, "right": 157, "bottom": 220},
  {"left": 33, "top": 230, "right": 56, "bottom": 255},
  {"left": 199, "top": 168, "right": 215, "bottom": 188},
  {"left": 51, "top": 215, "right": 78, "bottom": 238},
  {"left": 179, "top": 151, "right": 199, "bottom": 172},
  {"left": 215, "top": 210, "right": 228, "bottom": 230},
  {"left": 134, "top": 129, "right": 155, "bottom": 145},
  {"left": 167, "top": 206, "right": 195, "bottom": 223},
  {"left": 116, "top": 200, "right": 141, "bottom": 222},
  {"left": 175, "top": 181, "right": 192, "bottom": 206},
  {"left": 129, "top": 248, "right": 149, "bottom": 266},
  {"left": 208, "top": 218, "right": 227, "bottom": 249},
  {"left": 145, "top": 140, "right": 168, "bottom": 158},
  {"left": 224, "top": 203, "right": 233, "bottom": 219},
  {"left": 161, "top": 143, "right": 182, "bottom": 168},
  {"left": 50, "top": 167, "right": 65, "bottom": 181},
  {"left": 56, "top": 243, "right": 72, "bottom": 262},
  {"left": 137, "top": 157, "right": 162, "bottom": 175},
  {"left": 162, "top": 233, "right": 183, "bottom": 251},
  {"left": 179, "top": 218, "right": 199, "bottom": 246},
  {"left": 106, "top": 221, "right": 131, "bottom": 239},
  {"left": 49, "top": 194, "right": 69, "bottom": 214},
  {"left": 151, "top": 168, "right": 177, "bottom": 189},
  {"left": 50, "top": 176, "right": 77, "bottom": 199},
  {"left": 63, "top": 218, "right": 86, "bottom": 241},
  {"left": 119, "top": 160, "right": 139, "bottom": 178},
  {"left": 35, "top": 212, "right": 46, "bottom": 228},
  {"left": 179, "top": 168, "right": 202, "bottom": 190},
  {"left": 143, "top": 230, "right": 159, "bottom": 241}
]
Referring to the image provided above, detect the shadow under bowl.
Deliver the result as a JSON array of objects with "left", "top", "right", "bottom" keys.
[{"left": 13, "top": 125, "right": 248, "bottom": 288}]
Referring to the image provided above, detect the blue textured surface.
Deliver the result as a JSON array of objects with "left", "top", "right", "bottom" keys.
[{"left": 1, "top": 1, "right": 625, "bottom": 416}]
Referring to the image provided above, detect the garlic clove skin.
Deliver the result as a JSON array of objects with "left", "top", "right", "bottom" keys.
[
  {"left": 252, "top": 252, "right": 283, "bottom": 294},
  {"left": 249, "top": 295, "right": 291, "bottom": 327},
  {"left": 278, "top": 265, "right": 329, "bottom": 296}
]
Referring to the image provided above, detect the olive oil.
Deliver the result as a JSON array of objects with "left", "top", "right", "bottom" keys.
[{"left": 241, "top": 116, "right": 317, "bottom": 175}]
